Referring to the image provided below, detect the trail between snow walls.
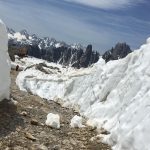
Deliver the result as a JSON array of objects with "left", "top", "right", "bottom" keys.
[
  {"left": 0, "top": 70, "right": 111, "bottom": 150},
  {"left": 16, "top": 38, "right": 150, "bottom": 150}
]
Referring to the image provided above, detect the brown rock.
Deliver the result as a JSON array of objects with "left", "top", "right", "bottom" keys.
[
  {"left": 100, "top": 128, "right": 110, "bottom": 135},
  {"left": 51, "top": 145, "right": 61, "bottom": 150},
  {"left": 30, "top": 119, "right": 39, "bottom": 125},
  {"left": 25, "top": 132, "right": 37, "bottom": 141},
  {"left": 21, "top": 111, "right": 28, "bottom": 116},
  {"left": 31, "top": 144, "right": 48, "bottom": 150}
]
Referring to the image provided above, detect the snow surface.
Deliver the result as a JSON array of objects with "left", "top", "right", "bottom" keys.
[
  {"left": 8, "top": 32, "right": 27, "bottom": 41},
  {"left": 45, "top": 113, "right": 60, "bottom": 129},
  {"left": 11, "top": 55, "right": 65, "bottom": 71},
  {"left": 11, "top": 56, "right": 44, "bottom": 70},
  {"left": 14, "top": 32, "right": 27, "bottom": 41},
  {"left": 70, "top": 115, "right": 85, "bottom": 128},
  {"left": 55, "top": 43, "right": 62, "bottom": 48},
  {"left": 0, "top": 20, "right": 10, "bottom": 101},
  {"left": 16, "top": 38, "right": 150, "bottom": 150}
]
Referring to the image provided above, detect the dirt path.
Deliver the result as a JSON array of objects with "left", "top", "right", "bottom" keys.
[{"left": 0, "top": 70, "right": 111, "bottom": 150}]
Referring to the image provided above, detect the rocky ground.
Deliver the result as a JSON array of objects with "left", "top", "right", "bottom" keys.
[{"left": 0, "top": 70, "right": 111, "bottom": 150}]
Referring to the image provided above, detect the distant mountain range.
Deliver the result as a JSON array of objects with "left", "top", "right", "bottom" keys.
[{"left": 7, "top": 28, "right": 132, "bottom": 68}]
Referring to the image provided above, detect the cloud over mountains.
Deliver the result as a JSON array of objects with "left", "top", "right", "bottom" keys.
[{"left": 65, "top": 0, "right": 146, "bottom": 9}]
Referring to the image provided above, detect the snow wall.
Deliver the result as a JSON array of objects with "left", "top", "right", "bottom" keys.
[{"left": 0, "top": 20, "right": 10, "bottom": 101}]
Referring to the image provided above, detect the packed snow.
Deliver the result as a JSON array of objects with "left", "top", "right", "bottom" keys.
[
  {"left": 11, "top": 55, "right": 64, "bottom": 71},
  {"left": 70, "top": 115, "right": 85, "bottom": 128},
  {"left": 0, "top": 20, "right": 10, "bottom": 101},
  {"left": 55, "top": 43, "right": 62, "bottom": 48},
  {"left": 16, "top": 38, "right": 150, "bottom": 150},
  {"left": 45, "top": 113, "right": 60, "bottom": 129},
  {"left": 8, "top": 32, "right": 27, "bottom": 41}
]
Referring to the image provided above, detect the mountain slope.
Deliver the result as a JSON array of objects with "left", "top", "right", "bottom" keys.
[{"left": 8, "top": 28, "right": 132, "bottom": 68}]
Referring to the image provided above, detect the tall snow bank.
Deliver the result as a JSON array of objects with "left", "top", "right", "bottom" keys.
[
  {"left": 0, "top": 20, "right": 10, "bottom": 100},
  {"left": 17, "top": 38, "right": 150, "bottom": 150}
]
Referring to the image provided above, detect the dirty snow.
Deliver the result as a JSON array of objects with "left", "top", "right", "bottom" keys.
[
  {"left": 45, "top": 113, "right": 60, "bottom": 129},
  {"left": 0, "top": 19, "right": 10, "bottom": 101},
  {"left": 70, "top": 115, "right": 85, "bottom": 128},
  {"left": 16, "top": 38, "right": 150, "bottom": 150}
]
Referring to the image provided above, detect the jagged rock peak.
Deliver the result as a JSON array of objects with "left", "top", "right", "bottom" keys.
[{"left": 102, "top": 42, "right": 132, "bottom": 63}]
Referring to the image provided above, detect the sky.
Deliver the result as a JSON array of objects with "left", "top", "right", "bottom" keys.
[{"left": 0, "top": 0, "right": 150, "bottom": 53}]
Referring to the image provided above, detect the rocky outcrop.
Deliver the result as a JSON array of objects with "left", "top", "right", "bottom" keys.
[
  {"left": 80, "top": 45, "right": 99, "bottom": 68},
  {"left": 102, "top": 43, "right": 132, "bottom": 63},
  {"left": 8, "top": 44, "right": 28, "bottom": 61},
  {"left": 8, "top": 28, "right": 100, "bottom": 68}
]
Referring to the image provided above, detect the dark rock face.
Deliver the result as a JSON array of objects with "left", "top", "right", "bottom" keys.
[
  {"left": 79, "top": 45, "right": 99, "bottom": 67},
  {"left": 102, "top": 43, "right": 132, "bottom": 63},
  {"left": 26, "top": 45, "right": 99, "bottom": 68},
  {"left": 8, "top": 44, "right": 28, "bottom": 61},
  {"left": 8, "top": 28, "right": 100, "bottom": 68},
  {"left": 80, "top": 45, "right": 92, "bottom": 68},
  {"left": 27, "top": 45, "right": 41, "bottom": 59}
]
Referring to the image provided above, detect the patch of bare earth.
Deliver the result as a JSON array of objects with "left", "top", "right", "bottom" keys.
[{"left": 0, "top": 70, "right": 111, "bottom": 150}]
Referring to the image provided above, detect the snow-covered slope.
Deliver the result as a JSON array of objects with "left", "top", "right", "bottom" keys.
[
  {"left": 0, "top": 20, "right": 10, "bottom": 100},
  {"left": 8, "top": 28, "right": 84, "bottom": 50},
  {"left": 17, "top": 38, "right": 150, "bottom": 150},
  {"left": 11, "top": 55, "right": 68, "bottom": 72}
]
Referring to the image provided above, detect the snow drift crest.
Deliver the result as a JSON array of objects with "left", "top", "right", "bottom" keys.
[{"left": 0, "top": 20, "right": 10, "bottom": 101}]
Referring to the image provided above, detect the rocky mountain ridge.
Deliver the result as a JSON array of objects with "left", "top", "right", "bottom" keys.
[
  {"left": 8, "top": 28, "right": 99, "bottom": 68},
  {"left": 8, "top": 28, "right": 132, "bottom": 68}
]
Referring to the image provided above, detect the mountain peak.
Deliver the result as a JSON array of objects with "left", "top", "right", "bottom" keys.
[{"left": 102, "top": 42, "right": 132, "bottom": 62}]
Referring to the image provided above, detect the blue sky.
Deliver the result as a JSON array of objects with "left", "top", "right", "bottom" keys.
[{"left": 0, "top": 0, "right": 150, "bottom": 52}]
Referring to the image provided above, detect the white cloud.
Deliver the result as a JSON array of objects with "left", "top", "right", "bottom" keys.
[{"left": 65, "top": 0, "right": 145, "bottom": 9}]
